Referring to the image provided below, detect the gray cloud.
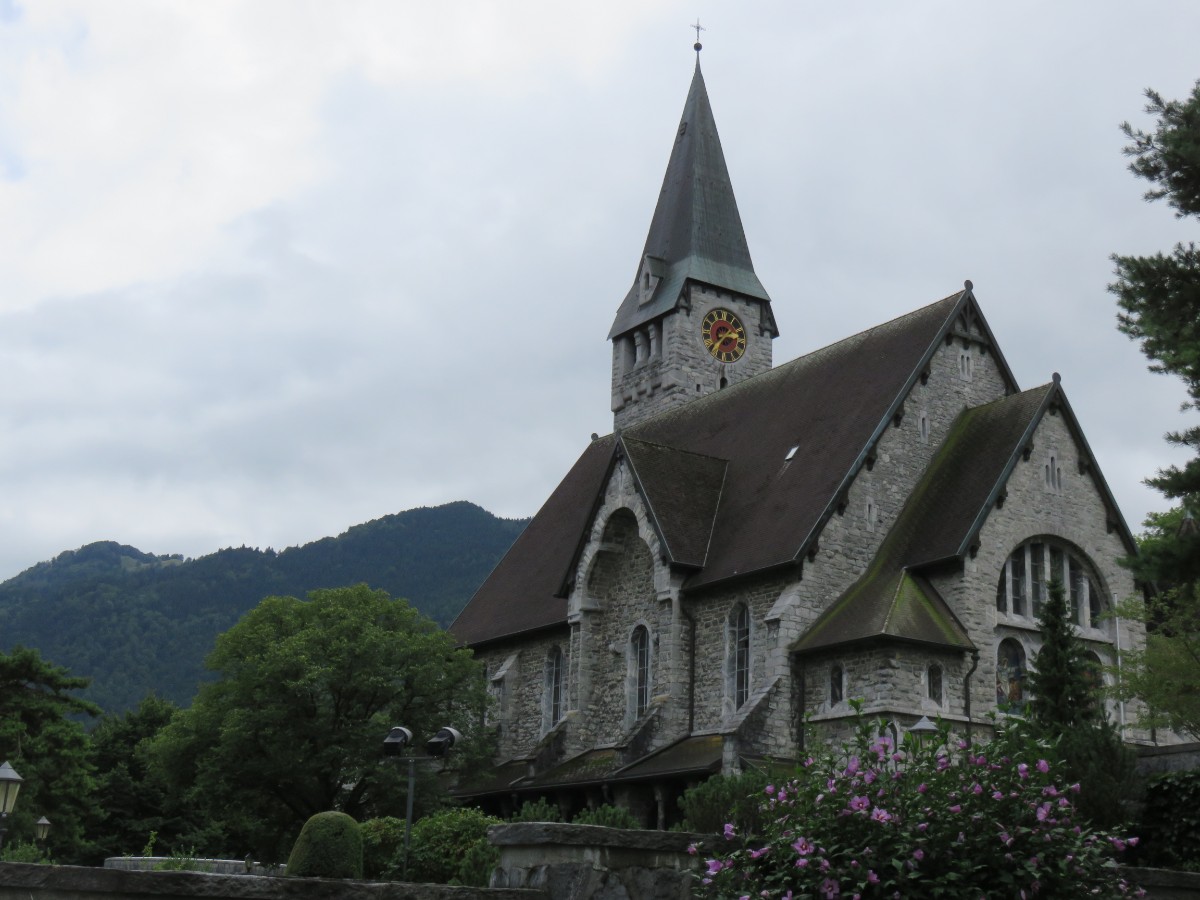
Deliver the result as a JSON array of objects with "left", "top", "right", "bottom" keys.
[{"left": 1, "top": 2, "right": 1197, "bottom": 580}]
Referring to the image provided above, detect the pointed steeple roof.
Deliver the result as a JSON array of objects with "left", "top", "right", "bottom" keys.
[{"left": 608, "top": 62, "right": 773, "bottom": 339}]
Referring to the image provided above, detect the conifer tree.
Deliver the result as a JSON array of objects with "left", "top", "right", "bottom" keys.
[
  {"left": 1024, "top": 581, "right": 1135, "bottom": 828},
  {"left": 1109, "top": 79, "right": 1200, "bottom": 735},
  {"left": 1026, "top": 581, "right": 1097, "bottom": 730}
]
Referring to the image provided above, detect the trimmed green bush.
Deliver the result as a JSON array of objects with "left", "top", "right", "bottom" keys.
[
  {"left": 677, "top": 769, "right": 769, "bottom": 835},
  {"left": 508, "top": 797, "right": 562, "bottom": 822},
  {"left": 285, "top": 811, "right": 363, "bottom": 879},
  {"left": 406, "top": 807, "right": 500, "bottom": 885},
  {"left": 1137, "top": 769, "right": 1200, "bottom": 871},
  {"left": 571, "top": 804, "right": 641, "bottom": 829},
  {"left": 360, "top": 816, "right": 406, "bottom": 880}
]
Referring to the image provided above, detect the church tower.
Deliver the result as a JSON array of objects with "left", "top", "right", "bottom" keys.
[{"left": 609, "top": 58, "right": 777, "bottom": 430}]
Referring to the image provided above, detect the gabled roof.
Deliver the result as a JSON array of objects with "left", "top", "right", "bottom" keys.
[
  {"left": 454, "top": 288, "right": 1017, "bottom": 647},
  {"left": 793, "top": 378, "right": 1139, "bottom": 655},
  {"left": 608, "top": 62, "right": 772, "bottom": 340},
  {"left": 629, "top": 289, "right": 1004, "bottom": 590},
  {"left": 622, "top": 436, "right": 726, "bottom": 568},
  {"left": 450, "top": 435, "right": 615, "bottom": 647}
]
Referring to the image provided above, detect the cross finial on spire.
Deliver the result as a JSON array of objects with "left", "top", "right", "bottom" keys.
[{"left": 691, "top": 18, "right": 704, "bottom": 55}]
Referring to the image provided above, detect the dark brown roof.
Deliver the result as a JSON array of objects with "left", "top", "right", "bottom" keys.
[
  {"left": 450, "top": 436, "right": 615, "bottom": 647},
  {"left": 612, "top": 734, "right": 723, "bottom": 781},
  {"left": 630, "top": 291, "right": 984, "bottom": 590},
  {"left": 623, "top": 437, "right": 726, "bottom": 568},
  {"left": 454, "top": 289, "right": 1027, "bottom": 647}
]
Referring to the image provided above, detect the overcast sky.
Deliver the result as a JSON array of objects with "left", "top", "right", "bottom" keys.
[{"left": 1, "top": 2, "right": 1197, "bottom": 582}]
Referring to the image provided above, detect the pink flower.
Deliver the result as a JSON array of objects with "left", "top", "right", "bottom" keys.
[
  {"left": 1018, "top": 763, "right": 1030, "bottom": 779},
  {"left": 724, "top": 823, "right": 736, "bottom": 839},
  {"left": 792, "top": 836, "right": 814, "bottom": 856},
  {"left": 871, "top": 806, "right": 892, "bottom": 823},
  {"left": 948, "top": 804, "right": 962, "bottom": 814},
  {"left": 765, "top": 784, "right": 775, "bottom": 795},
  {"left": 1111, "top": 837, "right": 1127, "bottom": 852},
  {"left": 706, "top": 859, "right": 724, "bottom": 875},
  {"left": 687, "top": 843, "right": 698, "bottom": 856},
  {"left": 820, "top": 876, "right": 840, "bottom": 898},
  {"left": 749, "top": 846, "right": 770, "bottom": 859},
  {"left": 1037, "top": 759, "right": 1050, "bottom": 773},
  {"left": 913, "top": 848, "right": 925, "bottom": 861},
  {"left": 849, "top": 795, "right": 870, "bottom": 812},
  {"left": 1036, "top": 802, "right": 1052, "bottom": 822},
  {"left": 993, "top": 791, "right": 1005, "bottom": 800}
]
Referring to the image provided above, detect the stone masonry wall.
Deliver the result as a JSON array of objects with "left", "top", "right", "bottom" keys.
[
  {"left": 933, "top": 400, "right": 1151, "bottom": 739},
  {"left": 477, "top": 630, "right": 570, "bottom": 764},
  {"left": 750, "top": 321, "right": 1010, "bottom": 751},
  {"left": 612, "top": 285, "right": 773, "bottom": 429}
]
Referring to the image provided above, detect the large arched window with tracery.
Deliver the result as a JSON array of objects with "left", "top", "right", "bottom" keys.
[
  {"left": 728, "top": 603, "right": 751, "bottom": 709},
  {"left": 996, "top": 638, "right": 1028, "bottom": 714},
  {"left": 996, "top": 539, "right": 1108, "bottom": 630},
  {"left": 630, "top": 625, "right": 651, "bottom": 718}
]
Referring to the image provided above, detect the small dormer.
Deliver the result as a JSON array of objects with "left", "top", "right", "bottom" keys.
[{"left": 639, "top": 255, "right": 666, "bottom": 305}]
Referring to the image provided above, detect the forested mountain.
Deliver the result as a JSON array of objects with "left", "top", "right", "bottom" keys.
[{"left": 0, "top": 501, "right": 526, "bottom": 714}]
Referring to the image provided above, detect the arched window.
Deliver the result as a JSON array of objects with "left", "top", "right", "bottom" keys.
[
  {"left": 927, "top": 664, "right": 943, "bottom": 706},
  {"left": 996, "top": 639, "right": 1027, "bottom": 714},
  {"left": 728, "top": 604, "right": 751, "bottom": 709},
  {"left": 544, "top": 647, "right": 564, "bottom": 729},
  {"left": 830, "top": 664, "right": 845, "bottom": 706},
  {"left": 996, "top": 540, "right": 1107, "bottom": 629},
  {"left": 630, "top": 626, "right": 651, "bottom": 718}
]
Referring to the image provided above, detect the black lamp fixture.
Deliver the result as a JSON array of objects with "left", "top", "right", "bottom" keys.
[
  {"left": 35, "top": 816, "right": 51, "bottom": 844},
  {"left": 382, "top": 725, "right": 461, "bottom": 880},
  {"left": 0, "top": 761, "right": 24, "bottom": 851}
]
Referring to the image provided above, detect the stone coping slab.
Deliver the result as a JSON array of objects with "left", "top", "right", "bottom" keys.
[{"left": 0, "top": 862, "right": 541, "bottom": 900}]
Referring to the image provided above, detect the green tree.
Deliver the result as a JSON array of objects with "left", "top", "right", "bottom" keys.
[
  {"left": 150, "top": 585, "right": 490, "bottom": 861},
  {"left": 1114, "top": 510, "right": 1200, "bottom": 736},
  {"left": 1109, "top": 79, "right": 1200, "bottom": 737},
  {"left": 0, "top": 647, "right": 99, "bottom": 863},
  {"left": 1024, "top": 581, "right": 1136, "bottom": 828},
  {"left": 88, "top": 694, "right": 200, "bottom": 863}
]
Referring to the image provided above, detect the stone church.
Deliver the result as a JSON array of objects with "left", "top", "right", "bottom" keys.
[{"left": 450, "top": 59, "right": 1147, "bottom": 826}]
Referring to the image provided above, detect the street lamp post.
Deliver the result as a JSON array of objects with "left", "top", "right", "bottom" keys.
[
  {"left": 0, "top": 761, "right": 24, "bottom": 851},
  {"left": 382, "top": 726, "right": 462, "bottom": 881}
]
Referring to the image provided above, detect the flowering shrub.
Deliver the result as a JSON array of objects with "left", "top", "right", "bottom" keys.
[{"left": 695, "top": 707, "right": 1143, "bottom": 899}]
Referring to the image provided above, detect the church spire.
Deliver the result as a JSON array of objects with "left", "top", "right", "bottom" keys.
[
  {"left": 609, "top": 58, "right": 777, "bottom": 429},
  {"left": 608, "top": 60, "right": 773, "bottom": 342}
]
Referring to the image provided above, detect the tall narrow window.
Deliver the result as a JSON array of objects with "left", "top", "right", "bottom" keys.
[
  {"left": 1087, "top": 576, "right": 1102, "bottom": 629},
  {"left": 544, "top": 647, "right": 564, "bottom": 729},
  {"left": 1069, "top": 557, "right": 1084, "bottom": 625},
  {"left": 996, "top": 639, "right": 1027, "bottom": 714},
  {"left": 918, "top": 410, "right": 930, "bottom": 444},
  {"left": 631, "top": 626, "right": 651, "bottom": 718},
  {"left": 830, "top": 664, "right": 844, "bottom": 705},
  {"left": 927, "top": 664, "right": 943, "bottom": 706},
  {"left": 959, "top": 349, "right": 973, "bottom": 380},
  {"left": 730, "top": 604, "right": 751, "bottom": 709},
  {"left": 1011, "top": 550, "right": 1026, "bottom": 616},
  {"left": 1030, "top": 542, "right": 1045, "bottom": 617}
]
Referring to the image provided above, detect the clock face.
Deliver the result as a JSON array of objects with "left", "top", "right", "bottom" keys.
[{"left": 701, "top": 308, "right": 747, "bottom": 363}]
